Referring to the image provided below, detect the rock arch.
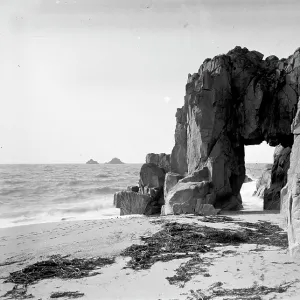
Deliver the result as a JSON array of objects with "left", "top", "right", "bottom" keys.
[{"left": 170, "top": 46, "right": 300, "bottom": 257}]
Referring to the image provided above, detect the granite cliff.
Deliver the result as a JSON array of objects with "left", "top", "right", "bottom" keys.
[{"left": 114, "top": 46, "right": 300, "bottom": 258}]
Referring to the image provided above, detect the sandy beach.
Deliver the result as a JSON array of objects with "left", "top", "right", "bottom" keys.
[{"left": 1, "top": 213, "right": 300, "bottom": 300}]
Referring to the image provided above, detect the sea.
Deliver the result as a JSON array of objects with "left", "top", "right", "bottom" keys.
[{"left": 0, "top": 163, "right": 265, "bottom": 229}]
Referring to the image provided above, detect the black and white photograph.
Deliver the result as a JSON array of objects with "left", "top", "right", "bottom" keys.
[{"left": 1, "top": 0, "right": 300, "bottom": 299}]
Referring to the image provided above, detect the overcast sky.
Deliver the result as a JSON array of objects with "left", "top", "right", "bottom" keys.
[{"left": 0, "top": 0, "right": 299, "bottom": 164}]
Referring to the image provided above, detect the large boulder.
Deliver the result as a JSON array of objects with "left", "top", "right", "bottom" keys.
[
  {"left": 195, "top": 203, "right": 220, "bottom": 216},
  {"left": 162, "top": 181, "right": 210, "bottom": 215},
  {"left": 146, "top": 153, "right": 171, "bottom": 172},
  {"left": 139, "top": 163, "right": 166, "bottom": 192},
  {"left": 114, "top": 191, "right": 158, "bottom": 215}
]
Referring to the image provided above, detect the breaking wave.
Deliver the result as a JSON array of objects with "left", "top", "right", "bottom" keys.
[{"left": 0, "top": 163, "right": 142, "bottom": 228}]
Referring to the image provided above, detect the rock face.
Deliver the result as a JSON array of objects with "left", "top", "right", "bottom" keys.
[
  {"left": 146, "top": 153, "right": 171, "bottom": 172},
  {"left": 139, "top": 163, "right": 166, "bottom": 191},
  {"left": 106, "top": 158, "right": 124, "bottom": 164},
  {"left": 170, "top": 46, "right": 300, "bottom": 213},
  {"left": 164, "top": 173, "right": 184, "bottom": 196},
  {"left": 264, "top": 145, "right": 291, "bottom": 209},
  {"left": 170, "top": 108, "right": 188, "bottom": 175},
  {"left": 282, "top": 103, "right": 300, "bottom": 257},
  {"left": 86, "top": 159, "right": 99, "bottom": 164},
  {"left": 253, "top": 167, "right": 272, "bottom": 198}
]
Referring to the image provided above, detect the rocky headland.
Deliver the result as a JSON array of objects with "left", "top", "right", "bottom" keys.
[{"left": 114, "top": 46, "right": 300, "bottom": 258}]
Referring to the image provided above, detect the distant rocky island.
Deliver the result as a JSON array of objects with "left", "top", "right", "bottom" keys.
[
  {"left": 105, "top": 158, "right": 124, "bottom": 164},
  {"left": 86, "top": 159, "right": 99, "bottom": 164}
]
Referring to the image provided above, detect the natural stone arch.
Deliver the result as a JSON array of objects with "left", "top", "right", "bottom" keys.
[
  {"left": 170, "top": 46, "right": 299, "bottom": 210},
  {"left": 170, "top": 46, "right": 300, "bottom": 257}
]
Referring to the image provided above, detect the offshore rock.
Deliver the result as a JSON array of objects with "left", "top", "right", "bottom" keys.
[
  {"left": 105, "top": 157, "right": 124, "bottom": 164},
  {"left": 86, "top": 159, "right": 99, "bottom": 164}
]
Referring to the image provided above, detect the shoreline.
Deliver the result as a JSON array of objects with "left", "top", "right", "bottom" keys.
[{"left": 1, "top": 212, "right": 300, "bottom": 299}]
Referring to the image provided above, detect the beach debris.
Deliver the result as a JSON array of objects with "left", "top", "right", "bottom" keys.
[
  {"left": 187, "top": 280, "right": 299, "bottom": 299},
  {"left": 121, "top": 221, "right": 249, "bottom": 271},
  {"left": 166, "top": 256, "right": 210, "bottom": 287},
  {"left": 0, "top": 258, "right": 26, "bottom": 267},
  {"left": 201, "top": 215, "right": 235, "bottom": 223},
  {"left": 4, "top": 255, "right": 115, "bottom": 285},
  {"left": 50, "top": 291, "right": 85, "bottom": 299},
  {"left": 121, "top": 219, "right": 288, "bottom": 286},
  {"left": 1, "top": 284, "right": 33, "bottom": 299}
]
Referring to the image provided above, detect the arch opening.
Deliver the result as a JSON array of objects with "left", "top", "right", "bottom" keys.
[{"left": 242, "top": 142, "right": 291, "bottom": 211}]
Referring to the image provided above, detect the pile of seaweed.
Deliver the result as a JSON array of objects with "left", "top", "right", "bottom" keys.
[
  {"left": 187, "top": 281, "right": 298, "bottom": 300},
  {"left": 1, "top": 285, "right": 34, "bottom": 300},
  {"left": 2, "top": 255, "right": 114, "bottom": 299},
  {"left": 4, "top": 255, "right": 114, "bottom": 285},
  {"left": 121, "top": 221, "right": 248, "bottom": 270},
  {"left": 121, "top": 218, "right": 288, "bottom": 274},
  {"left": 50, "top": 291, "right": 85, "bottom": 299}
]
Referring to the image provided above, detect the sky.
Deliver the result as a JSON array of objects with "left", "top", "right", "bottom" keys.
[{"left": 0, "top": 0, "right": 299, "bottom": 164}]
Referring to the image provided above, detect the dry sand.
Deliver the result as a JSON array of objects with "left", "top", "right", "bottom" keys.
[{"left": 1, "top": 213, "right": 300, "bottom": 300}]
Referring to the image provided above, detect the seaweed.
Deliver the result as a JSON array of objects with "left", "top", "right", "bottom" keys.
[
  {"left": 50, "top": 291, "right": 85, "bottom": 299},
  {"left": 2, "top": 255, "right": 114, "bottom": 299},
  {"left": 121, "top": 222, "right": 249, "bottom": 271},
  {"left": 201, "top": 216, "right": 235, "bottom": 223},
  {"left": 166, "top": 256, "right": 210, "bottom": 287},
  {"left": 1, "top": 285, "right": 34, "bottom": 299},
  {"left": 4, "top": 255, "right": 115, "bottom": 285},
  {"left": 236, "top": 220, "right": 288, "bottom": 248},
  {"left": 187, "top": 281, "right": 298, "bottom": 299},
  {"left": 121, "top": 219, "right": 288, "bottom": 286}
]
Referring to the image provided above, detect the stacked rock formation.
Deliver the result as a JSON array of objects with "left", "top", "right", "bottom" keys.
[{"left": 114, "top": 153, "right": 169, "bottom": 215}]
